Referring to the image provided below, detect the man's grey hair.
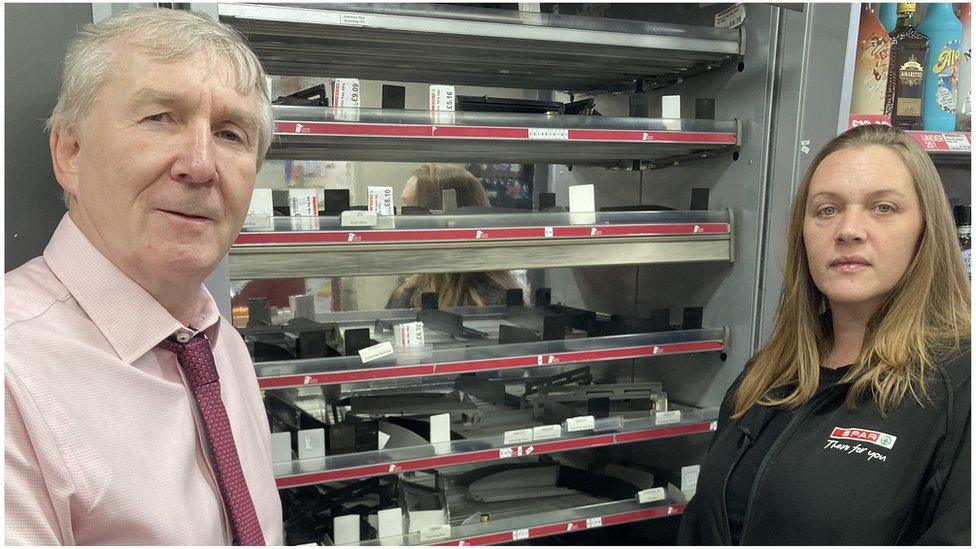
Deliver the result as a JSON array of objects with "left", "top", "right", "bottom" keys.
[{"left": 48, "top": 8, "right": 274, "bottom": 206}]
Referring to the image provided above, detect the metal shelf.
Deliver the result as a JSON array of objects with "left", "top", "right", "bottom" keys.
[
  {"left": 356, "top": 498, "right": 686, "bottom": 546},
  {"left": 256, "top": 328, "right": 727, "bottom": 389},
  {"left": 229, "top": 210, "right": 734, "bottom": 279},
  {"left": 268, "top": 106, "right": 738, "bottom": 163},
  {"left": 219, "top": 3, "right": 743, "bottom": 93},
  {"left": 906, "top": 131, "right": 972, "bottom": 166},
  {"left": 273, "top": 411, "right": 718, "bottom": 488}
]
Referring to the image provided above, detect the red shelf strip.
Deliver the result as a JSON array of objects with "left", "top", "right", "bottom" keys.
[
  {"left": 275, "top": 421, "right": 714, "bottom": 488},
  {"left": 431, "top": 502, "right": 688, "bottom": 546},
  {"left": 236, "top": 223, "right": 730, "bottom": 246},
  {"left": 907, "top": 131, "right": 971, "bottom": 152},
  {"left": 275, "top": 120, "right": 737, "bottom": 145},
  {"left": 258, "top": 340, "right": 725, "bottom": 389}
]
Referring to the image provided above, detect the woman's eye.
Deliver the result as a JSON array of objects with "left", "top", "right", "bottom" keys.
[
  {"left": 817, "top": 206, "right": 836, "bottom": 217},
  {"left": 876, "top": 204, "right": 894, "bottom": 213}
]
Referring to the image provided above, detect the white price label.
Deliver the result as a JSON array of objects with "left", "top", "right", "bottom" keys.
[
  {"left": 637, "top": 487, "right": 666, "bottom": 504},
  {"left": 338, "top": 12, "right": 369, "bottom": 26},
  {"left": 710, "top": 421, "right": 718, "bottom": 431},
  {"left": 528, "top": 128, "right": 569, "bottom": 140},
  {"left": 289, "top": 190, "right": 318, "bottom": 217},
  {"left": 242, "top": 214, "right": 272, "bottom": 231},
  {"left": 340, "top": 210, "right": 377, "bottom": 227},
  {"left": 358, "top": 341, "right": 394, "bottom": 363},
  {"left": 715, "top": 3, "right": 745, "bottom": 28},
  {"left": 367, "top": 186, "right": 395, "bottom": 216},
  {"left": 565, "top": 415, "right": 595, "bottom": 432},
  {"left": 395, "top": 321, "right": 425, "bottom": 350},
  {"left": 586, "top": 517, "right": 602, "bottom": 529},
  {"left": 532, "top": 424, "right": 562, "bottom": 440},
  {"left": 503, "top": 428, "right": 533, "bottom": 445},
  {"left": 512, "top": 528, "right": 529, "bottom": 541},
  {"left": 944, "top": 133, "right": 971, "bottom": 151},
  {"left": 544, "top": 226, "right": 554, "bottom": 238},
  {"left": 681, "top": 464, "right": 701, "bottom": 496},
  {"left": 499, "top": 447, "right": 514, "bottom": 459},
  {"left": 536, "top": 354, "right": 557, "bottom": 365},
  {"left": 655, "top": 410, "right": 682, "bottom": 425},
  {"left": 429, "top": 85, "right": 456, "bottom": 111},
  {"left": 419, "top": 525, "right": 451, "bottom": 541}
]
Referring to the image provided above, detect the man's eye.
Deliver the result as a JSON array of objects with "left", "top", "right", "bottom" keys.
[
  {"left": 146, "top": 113, "right": 173, "bottom": 123},
  {"left": 218, "top": 130, "right": 243, "bottom": 143}
]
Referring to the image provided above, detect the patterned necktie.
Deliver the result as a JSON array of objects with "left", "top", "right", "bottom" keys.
[{"left": 158, "top": 333, "right": 266, "bottom": 546}]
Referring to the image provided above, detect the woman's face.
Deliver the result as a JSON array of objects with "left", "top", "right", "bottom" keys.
[
  {"left": 802, "top": 146, "right": 924, "bottom": 316},
  {"left": 401, "top": 176, "right": 418, "bottom": 207}
]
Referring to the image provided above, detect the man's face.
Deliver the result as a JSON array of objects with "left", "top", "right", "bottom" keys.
[
  {"left": 60, "top": 48, "right": 260, "bottom": 284},
  {"left": 802, "top": 146, "right": 924, "bottom": 315}
]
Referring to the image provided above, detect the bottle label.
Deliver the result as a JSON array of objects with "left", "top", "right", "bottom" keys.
[
  {"left": 896, "top": 97, "right": 922, "bottom": 116},
  {"left": 899, "top": 55, "right": 925, "bottom": 87},
  {"left": 933, "top": 41, "right": 962, "bottom": 114}
]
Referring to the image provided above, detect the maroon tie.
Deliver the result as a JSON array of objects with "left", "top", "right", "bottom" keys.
[{"left": 159, "top": 333, "right": 266, "bottom": 546}]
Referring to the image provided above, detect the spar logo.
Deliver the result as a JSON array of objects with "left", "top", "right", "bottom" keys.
[{"left": 830, "top": 427, "right": 896, "bottom": 449}]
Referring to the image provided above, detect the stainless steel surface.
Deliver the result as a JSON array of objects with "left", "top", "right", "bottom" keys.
[
  {"left": 353, "top": 497, "right": 685, "bottom": 546},
  {"left": 230, "top": 235, "right": 733, "bottom": 279},
  {"left": 248, "top": 209, "right": 731, "bottom": 232},
  {"left": 274, "top": 408, "right": 719, "bottom": 479},
  {"left": 254, "top": 328, "right": 727, "bottom": 379},
  {"left": 757, "top": 4, "right": 855, "bottom": 347},
  {"left": 219, "top": 3, "right": 742, "bottom": 92},
  {"left": 269, "top": 106, "right": 738, "bottom": 163}
]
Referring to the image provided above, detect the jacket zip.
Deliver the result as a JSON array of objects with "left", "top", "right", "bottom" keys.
[
  {"left": 738, "top": 387, "right": 839, "bottom": 544},
  {"left": 719, "top": 435, "right": 753, "bottom": 545}
]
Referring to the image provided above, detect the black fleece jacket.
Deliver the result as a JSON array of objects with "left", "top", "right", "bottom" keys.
[{"left": 678, "top": 347, "right": 971, "bottom": 545}]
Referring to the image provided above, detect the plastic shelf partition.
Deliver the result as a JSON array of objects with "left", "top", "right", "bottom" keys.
[
  {"left": 273, "top": 410, "right": 718, "bottom": 488},
  {"left": 229, "top": 210, "right": 734, "bottom": 279},
  {"left": 267, "top": 106, "right": 739, "bottom": 163},
  {"left": 218, "top": 3, "right": 743, "bottom": 92},
  {"left": 355, "top": 498, "right": 686, "bottom": 546},
  {"left": 255, "top": 328, "right": 727, "bottom": 389}
]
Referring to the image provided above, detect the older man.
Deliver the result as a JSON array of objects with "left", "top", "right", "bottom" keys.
[{"left": 5, "top": 8, "right": 282, "bottom": 545}]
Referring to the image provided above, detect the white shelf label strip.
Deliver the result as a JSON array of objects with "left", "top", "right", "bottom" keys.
[{"left": 528, "top": 127, "right": 569, "bottom": 140}]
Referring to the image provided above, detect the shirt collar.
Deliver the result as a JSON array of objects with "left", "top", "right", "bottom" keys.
[{"left": 43, "top": 213, "right": 223, "bottom": 363}]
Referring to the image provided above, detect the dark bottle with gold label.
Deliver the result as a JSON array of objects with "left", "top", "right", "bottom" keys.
[{"left": 884, "top": 3, "right": 930, "bottom": 129}]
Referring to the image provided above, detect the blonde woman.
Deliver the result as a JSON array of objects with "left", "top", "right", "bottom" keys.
[
  {"left": 679, "top": 125, "right": 970, "bottom": 545},
  {"left": 386, "top": 164, "right": 520, "bottom": 308}
]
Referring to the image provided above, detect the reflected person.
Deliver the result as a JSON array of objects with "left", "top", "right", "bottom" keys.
[{"left": 386, "top": 164, "right": 520, "bottom": 308}]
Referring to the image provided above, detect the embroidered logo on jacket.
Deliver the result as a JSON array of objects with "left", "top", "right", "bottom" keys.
[{"left": 829, "top": 427, "right": 897, "bottom": 449}]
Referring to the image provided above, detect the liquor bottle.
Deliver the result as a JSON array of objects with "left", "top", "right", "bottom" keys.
[
  {"left": 956, "top": 2, "right": 971, "bottom": 131},
  {"left": 954, "top": 205, "right": 971, "bottom": 278},
  {"left": 918, "top": 3, "right": 962, "bottom": 130},
  {"left": 879, "top": 3, "right": 898, "bottom": 32},
  {"left": 884, "top": 3, "right": 929, "bottom": 130},
  {"left": 851, "top": 3, "right": 892, "bottom": 116}
]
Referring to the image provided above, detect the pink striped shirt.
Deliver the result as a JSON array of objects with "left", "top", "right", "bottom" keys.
[{"left": 5, "top": 214, "right": 283, "bottom": 545}]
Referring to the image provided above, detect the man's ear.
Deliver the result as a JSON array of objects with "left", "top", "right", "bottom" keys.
[{"left": 50, "top": 125, "right": 82, "bottom": 199}]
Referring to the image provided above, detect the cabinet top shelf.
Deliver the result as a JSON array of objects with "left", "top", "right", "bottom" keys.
[{"left": 219, "top": 3, "right": 743, "bottom": 92}]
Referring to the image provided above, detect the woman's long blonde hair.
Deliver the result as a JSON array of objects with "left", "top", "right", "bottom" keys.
[
  {"left": 733, "top": 125, "right": 970, "bottom": 418},
  {"left": 394, "top": 163, "right": 519, "bottom": 308}
]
